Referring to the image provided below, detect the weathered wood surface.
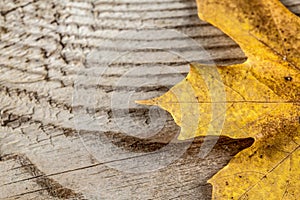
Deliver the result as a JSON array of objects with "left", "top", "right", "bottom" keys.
[{"left": 0, "top": 0, "right": 299, "bottom": 199}]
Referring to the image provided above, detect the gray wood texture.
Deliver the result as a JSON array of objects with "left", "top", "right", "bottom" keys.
[{"left": 0, "top": 0, "right": 299, "bottom": 199}]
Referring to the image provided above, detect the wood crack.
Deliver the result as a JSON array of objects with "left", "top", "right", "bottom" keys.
[{"left": 0, "top": 154, "right": 85, "bottom": 199}]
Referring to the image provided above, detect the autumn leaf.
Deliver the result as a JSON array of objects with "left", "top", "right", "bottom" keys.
[{"left": 137, "top": 0, "right": 300, "bottom": 199}]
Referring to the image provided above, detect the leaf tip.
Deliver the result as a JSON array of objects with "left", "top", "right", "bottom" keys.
[
  {"left": 189, "top": 62, "right": 210, "bottom": 72},
  {"left": 135, "top": 98, "right": 158, "bottom": 106},
  {"left": 177, "top": 133, "right": 186, "bottom": 141},
  {"left": 189, "top": 63, "right": 198, "bottom": 70}
]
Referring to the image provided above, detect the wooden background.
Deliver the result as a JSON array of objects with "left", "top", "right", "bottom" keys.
[{"left": 0, "top": 0, "right": 299, "bottom": 199}]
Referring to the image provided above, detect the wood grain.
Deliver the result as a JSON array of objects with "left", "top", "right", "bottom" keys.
[{"left": 0, "top": 0, "right": 299, "bottom": 199}]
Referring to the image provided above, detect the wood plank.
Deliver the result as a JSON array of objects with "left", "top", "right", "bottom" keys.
[{"left": 0, "top": 0, "right": 298, "bottom": 199}]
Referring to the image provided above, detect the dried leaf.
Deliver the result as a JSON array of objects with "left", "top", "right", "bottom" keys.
[{"left": 137, "top": 0, "right": 300, "bottom": 199}]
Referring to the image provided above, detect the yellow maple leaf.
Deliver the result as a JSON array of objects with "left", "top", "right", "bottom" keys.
[{"left": 137, "top": 0, "right": 300, "bottom": 199}]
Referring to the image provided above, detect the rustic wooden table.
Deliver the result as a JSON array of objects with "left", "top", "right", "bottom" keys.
[{"left": 0, "top": 0, "right": 299, "bottom": 199}]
